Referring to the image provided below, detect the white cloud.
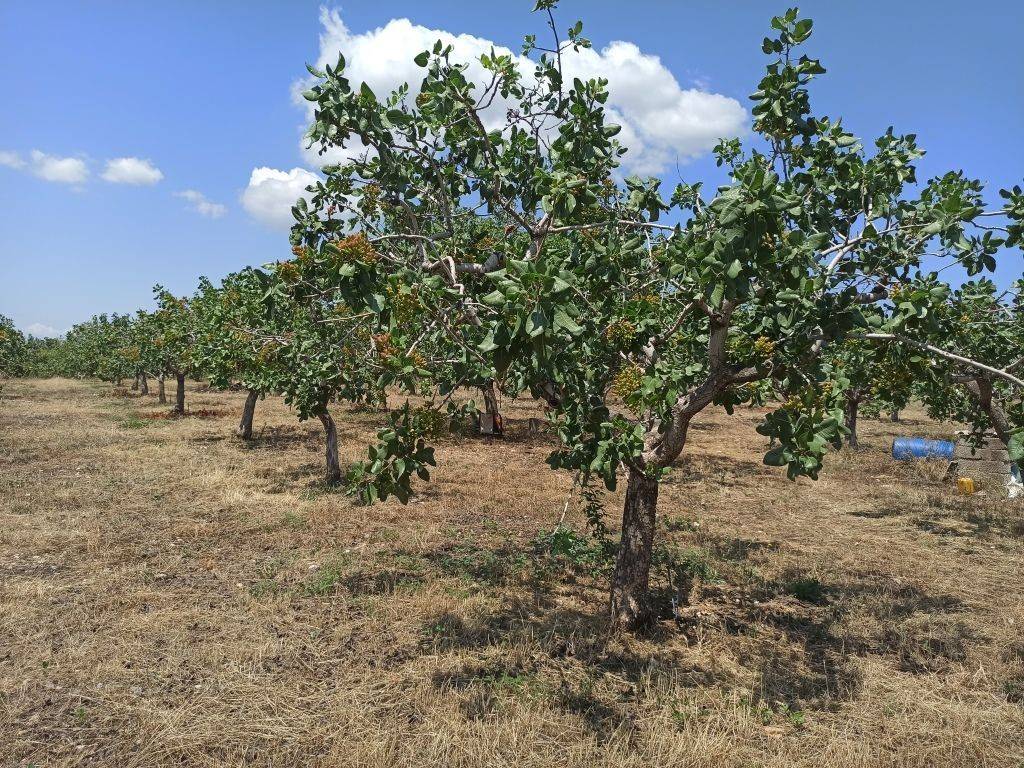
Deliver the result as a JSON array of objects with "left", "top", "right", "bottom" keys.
[
  {"left": 241, "top": 166, "right": 320, "bottom": 230},
  {"left": 101, "top": 156, "right": 164, "bottom": 185},
  {"left": 298, "top": 10, "right": 747, "bottom": 176},
  {"left": 175, "top": 189, "right": 227, "bottom": 219},
  {"left": 28, "top": 150, "right": 89, "bottom": 184},
  {"left": 0, "top": 150, "right": 26, "bottom": 169},
  {"left": 24, "top": 322, "right": 61, "bottom": 338}
]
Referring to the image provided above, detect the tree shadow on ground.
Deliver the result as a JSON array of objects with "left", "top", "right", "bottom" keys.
[
  {"left": 667, "top": 453, "right": 772, "bottom": 482},
  {"left": 414, "top": 536, "right": 973, "bottom": 731}
]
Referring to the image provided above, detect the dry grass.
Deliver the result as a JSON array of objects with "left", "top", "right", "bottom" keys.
[{"left": 1, "top": 378, "right": 1022, "bottom": 767}]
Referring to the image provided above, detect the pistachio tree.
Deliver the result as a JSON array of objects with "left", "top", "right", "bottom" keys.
[
  {"left": 191, "top": 269, "right": 294, "bottom": 439},
  {"left": 824, "top": 336, "right": 915, "bottom": 449},
  {"left": 60, "top": 314, "right": 134, "bottom": 384},
  {"left": 905, "top": 277, "right": 1024, "bottom": 458},
  {"left": 152, "top": 287, "right": 198, "bottom": 415},
  {"left": 244, "top": 249, "right": 398, "bottom": 484},
  {"left": 291, "top": 3, "right": 1022, "bottom": 629}
]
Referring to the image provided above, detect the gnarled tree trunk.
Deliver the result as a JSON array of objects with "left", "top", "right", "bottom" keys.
[
  {"left": 139, "top": 372, "right": 149, "bottom": 396},
  {"left": 607, "top": 306, "right": 761, "bottom": 632},
  {"left": 890, "top": 409, "right": 900, "bottom": 423},
  {"left": 610, "top": 466, "right": 660, "bottom": 631},
  {"left": 318, "top": 410, "right": 342, "bottom": 484},
  {"left": 237, "top": 389, "right": 259, "bottom": 440},
  {"left": 131, "top": 374, "right": 140, "bottom": 391},
  {"left": 157, "top": 373, "right": 166, "bottom": 404},
  {"left": 173, "top": 373, "right": 186, "bottom": 415}
]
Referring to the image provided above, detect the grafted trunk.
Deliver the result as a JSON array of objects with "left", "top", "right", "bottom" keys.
[
  {"left": 479, "top": 379, "right": 503, "bottom": 436},
  {"left": 610, "top": 467, "right": 660, "bottom": 631},
  {"left": 237, "top": 389, "right": 259, "bottom": 440},
  {"left": 845, "top": 396, "right": 860, "bottom": 450},
  {"left": 157, "top": 374, "right": 166, "bottom": 404},
  {"left": 318, "top": 410, "right": 342, "bottom": 484},
  {"left": 139, "top": 372, "right": 149, "bottom": 396},
  {"left": 173, "top": 373, "right": 186, "bottom": 415}
]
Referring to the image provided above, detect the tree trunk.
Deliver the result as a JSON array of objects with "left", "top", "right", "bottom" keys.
[
  {"left": 964, "top": 377, "right": 1014, "bottom": 449},
  {"left": 173, "top": 373, "right": 186, "bottom": 415},
  {"left": 139, "top": 372, "right": 149, "bottom": 395},
  {"left": 131, "top": 374, "right": 139, "bottom": 391},
  {"left": 318, "top": 410, "right": 342, "bottom": 484},
  {"left": 890, "top": 409, "right": 900, "bottom": 423},
  {"left": 610, "top": 466, "right": 661, "bottom": 631},
  {"left": 845, "top": 396, "right": 860, "bottom": 450},
  {"left": 237, "top": 389, "right": 258, "bottom": 440},
  {"left": 479, "top": 379, "right": 503, "bottom": 436},
  {"left": 157, "top": 374, "right": 166, "bottom": 404}
]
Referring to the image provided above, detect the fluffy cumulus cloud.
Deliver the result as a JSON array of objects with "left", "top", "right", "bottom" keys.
[
  {"left": 241, "top": 167, "right": 320, "bottom": 230},
  {"left": 175, "top": 189, "right": 227, "bottom": 219},
  {"left": 27, "top": 150, "right": 89, "bottom": 184},
  {"left": 101, "top": 157, "right": 164, "bottom": 185},
  {"left": 296, "top": 9, "right": 747, "bottom": 175},
  {"left": 24, "top": 322, "right": 61, "bottom": 338}
]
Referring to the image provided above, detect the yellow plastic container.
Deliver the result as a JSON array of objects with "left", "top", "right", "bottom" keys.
[{"left": 957, "top": 477, "right": 976, "bottom": 495}]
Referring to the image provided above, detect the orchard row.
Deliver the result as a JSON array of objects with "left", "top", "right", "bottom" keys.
[{"left": 3, "top": 4, "right": 1022, "bottom": 629}]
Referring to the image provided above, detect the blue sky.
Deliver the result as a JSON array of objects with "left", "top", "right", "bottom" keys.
[{"left": 1, "top": 0, "right": 1021, "bottom": 336}]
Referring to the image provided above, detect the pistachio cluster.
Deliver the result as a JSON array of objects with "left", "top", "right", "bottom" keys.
[
  {"left": 612, "top": 364, "right": 644, "bottom": 398},
  {"left": 328, "top": 233, "right": 379, "bottom": 265},
  {"left": 604, "top": 318, "right": 637, "bottom": 346}
]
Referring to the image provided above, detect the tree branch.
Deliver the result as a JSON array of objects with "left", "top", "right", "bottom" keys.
[{"left": 864, "top": 332, "right": 1024, "bottom": 389}]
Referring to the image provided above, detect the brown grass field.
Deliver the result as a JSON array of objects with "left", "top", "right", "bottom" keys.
[{"left": 1, "top": 377, "right": 1023, "bottom": 767}]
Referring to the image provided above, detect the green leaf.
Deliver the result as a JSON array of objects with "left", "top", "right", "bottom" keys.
[
  {"left": 526, "top": 308, "right": 547, "bottom": 337},
  {"left": 481, "top": 290, "right": 506, "bottom": 307},
  {"left": 764, "top": 445, "right": 789, "bottom": 467},
  {"left": 1008, "top": 431, "right": 1024, "bottom": 463},
  {"left": 553, "top": 308, "right": 582, "bottom": 334},
  {"left": 710, "top": 282, "right": 725, "bottom": 308},
  {"left": 414, "top": 50, "right": 429, "bottom": 67},
  {"left": 479, "top": 330, "right": 499, "bottom": 352}
]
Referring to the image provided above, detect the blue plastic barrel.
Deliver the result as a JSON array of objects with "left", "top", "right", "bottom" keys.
[{"left": 892, "top": 437, "right": 955, "bottom": 460}]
